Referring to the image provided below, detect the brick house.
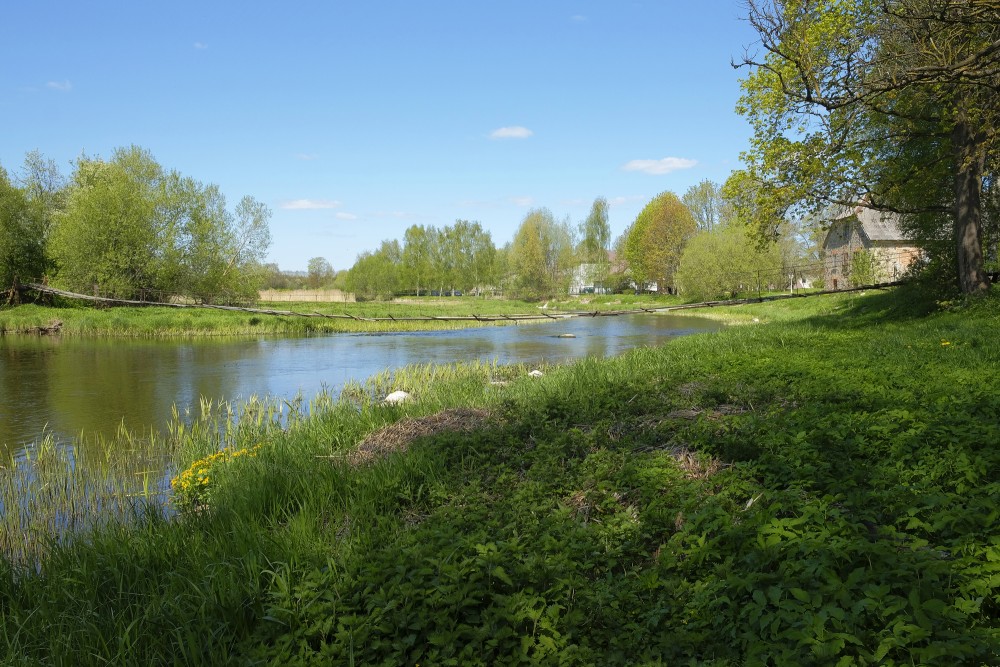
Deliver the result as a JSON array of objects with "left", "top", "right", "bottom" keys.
[{"left": 823, "top": 205, "right": 922, "bottom": 289}]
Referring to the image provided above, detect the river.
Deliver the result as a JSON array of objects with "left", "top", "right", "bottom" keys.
[{"left": 0, "top": 314, "right": 720, "bottom": 452}]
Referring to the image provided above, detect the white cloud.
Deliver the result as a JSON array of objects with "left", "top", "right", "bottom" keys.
[
  {"left": 335, "top": 212, "right": 358, "bottom": 221},
  {"left": 571, "top": 14, "right": 587, "bottom": 22},
  {"left": 622, "top": 157, "right": 698, "bottom": 175},
  {"left": 194, "top": 42, "right": 208, "bottom": 50},
  {"left": 510, "top": 196, "right": 535, "bottom": 207},
  {"left": 280, "top": 199, "right": 341, "bottom": 210},
  {"left": 490, "top": 126, "right": 533, "bottom": 140},
  {"left": 294, "top": 152, "right": 319, "bottom": 161},
  {"left": 46, "top": 80, "right": 72, "bottom": 92},
  {"left": 608, "top": 195, "right": 645, "bottom": 207}
]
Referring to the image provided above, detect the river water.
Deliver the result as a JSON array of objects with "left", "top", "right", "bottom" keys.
[{"left": 0, "top": 314, "right": 719, "bottom": 451}]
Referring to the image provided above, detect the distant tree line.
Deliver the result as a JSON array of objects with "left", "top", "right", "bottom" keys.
[
  {"left": 1, "top": 143, "right": 824, "bottom": 307},
  {"left": 1, "top": 146, "right": 272, "bottom": 303},
  {"left": 337, "top": 185, "right": 820, "bottom": 302}
]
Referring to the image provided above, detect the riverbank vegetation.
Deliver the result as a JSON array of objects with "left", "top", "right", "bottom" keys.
[
  {"left": 1, "top": 288, "right": 997, "bottom": 664},
  {"left": 1, "top": 148, "right": 272, "bottom": 305},
  {"left": 3, "top": 143, "right": 825, "bottom": 312},
  {"left": 0, "top": 293, "right": 689, "bottom": 337}
]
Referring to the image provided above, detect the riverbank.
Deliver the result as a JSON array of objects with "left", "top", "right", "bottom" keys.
[
  {"left": 0, "top": 294, "right": 685, "bottom": 337},
  {"left": 1, "top": 287, "right": 997, "bottom": 664}
]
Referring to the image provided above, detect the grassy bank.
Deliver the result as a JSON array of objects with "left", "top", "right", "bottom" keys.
[
  {"left": 1, "top": 288, "right": 997, "bottom": 665},
  {"left": 0, "top": 294, "right": 683, "bottom": 337}
]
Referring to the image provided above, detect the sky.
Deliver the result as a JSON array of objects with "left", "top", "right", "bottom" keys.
[{"left": 1, "top": 1, "right": 761, "bottom": 272}]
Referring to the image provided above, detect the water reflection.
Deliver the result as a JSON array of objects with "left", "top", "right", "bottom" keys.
[{"left": 1, "top": 314, "right": 719, "bottom": 451}]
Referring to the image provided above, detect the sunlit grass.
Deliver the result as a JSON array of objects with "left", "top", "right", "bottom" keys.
[{"left": 0, "top": 295, "right": 694, "bottom": 337}]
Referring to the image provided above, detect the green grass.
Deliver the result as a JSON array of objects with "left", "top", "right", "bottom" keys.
[
  {"left": 0, "top": 295, "right": 685, "bottom": 337},
  {"left": 0, "top": 287, "right": 997, "bottom": 665}
]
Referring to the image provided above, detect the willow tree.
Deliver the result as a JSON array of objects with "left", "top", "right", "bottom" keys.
[
  {"left": 682, "top": 180, "right": 732, "bottom": 232},
  {"left": 0, "top": 167, "right": 48, "bottom": 289},
  {"left": 577, "top": 197, "right": 611, "bottom": 290},
  {"left": 735, "top": 0, "right": 1000, "bottom": 294},
  {"left": 51, "top": 146, "right": 271, "bottom": 301},
  {"left": 509, "top": 208, "right": 575, "bottom": 299},
  {"left": 622, "top": 191, "right": 697, "bottom": 292}
]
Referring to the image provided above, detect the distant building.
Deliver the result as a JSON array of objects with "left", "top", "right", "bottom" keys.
[
  {"left": 823, "top": 205, "right": 922, "bottom": 289},
  {"left": 568, "top": 262, "right": 612, "bottom": 295}
]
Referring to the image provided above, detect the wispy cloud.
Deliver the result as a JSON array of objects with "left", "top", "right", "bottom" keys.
[
  {"left": 510, "top": 196, "right": 535, "bottom": 207},
  {"left": 193, "top": 42, "right": 208, "bottom": 50},
  {"left": 490, "top": 126, "right": 533, "bottom": 140},
  {"left": 280, "top": 199, "right": 341, "bottom": 210},
  {"left": 294, "top": 152, "right": 319, "bottom": 161},
  {"left": 335, "top": 212, "right": 358, "bottom": 221},
  {"left": 622, "top": 157, "right": 697, "bottom": 175},
  {"left": 608, "top": 195, "right": 645, "bottom": 207},
  {"left": 571, "top": 14, "right": 587, "bottom": 22},
  {"left": 46, "top": 80, "right": 72, "bottom": 92}
]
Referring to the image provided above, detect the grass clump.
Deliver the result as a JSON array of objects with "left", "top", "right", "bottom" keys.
[{"left": 0, "top": 289, "right": 998, "bottom": 665}]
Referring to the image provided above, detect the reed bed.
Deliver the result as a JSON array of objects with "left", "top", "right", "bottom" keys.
[{"left": 0, "top": 427, "right": 169, "bottom": 564}]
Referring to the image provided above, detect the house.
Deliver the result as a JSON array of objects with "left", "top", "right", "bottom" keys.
[
  {"left": 568, "top": 262, "right": 612, "bottom": 295},
  {"left": 823, "top": 205, "right": 922, "bottom": 289}
]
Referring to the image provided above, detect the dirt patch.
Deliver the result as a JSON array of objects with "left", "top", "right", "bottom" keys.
[
  {"left": 347, "top": 407, "right": 492, "bottom": 465},
  {"left": 666, "top": 447, "right": 724, "bottom": 480}
]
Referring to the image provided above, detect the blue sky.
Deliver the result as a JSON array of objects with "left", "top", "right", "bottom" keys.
[{"left": 1, "top": 2, "right": 760, "bottom": 272}]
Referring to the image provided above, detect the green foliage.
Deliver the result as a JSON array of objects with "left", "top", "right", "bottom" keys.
[
  {"left": 622, "top": 191, "right": 697, "bottom": 292},
  {"left": 676, "top": 223, "right": 784, "bottom": 301},
  {"left": 0, "top": 167, "right": 48, "bottom": 288},
  {"left": 306, "top": 257, "right": 335, "bottom": 289},
  {"left": 47, "top": 146, "right": 271, "bottom": 302},
  {"left": 509, "top": 208, "right": 575, "bottom": 300},
  {"left": 734, "top": 0, "right": 1000, "bottom": 294},
  {"left": 343, "top": 240, "right": 402, "bottom": 300},
  {"left": 849, "top": 249, "right": 883, "bottom": 287},
  {"left": 682, "top": 179, "right": 732, "bottom": 232},
  {"left": 578, "top": 197, "right": 611, "bottom": 264},
  {"left": 352, "top": 221, "right": 497, "bottom": 299}
]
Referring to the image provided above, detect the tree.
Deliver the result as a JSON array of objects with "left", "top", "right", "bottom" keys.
[
  {"left": 307, "top": 257, "right": 335, "bottom": 288},
  {"left": 675, "top": 222, "right": 785, "bottom": 301},
  {"left": 622, "top": 191, "right": 697, "bottom": 292},
  {"left": 446, "top": 220, "right": 495, "bottom": 294},
  {"left": 50, "top": 146, "right": 271, "bottom": 301},
  {"left": 682, "top": 180, "right": 732, "bottom": 232},
  {"left": 402, "top": 225, "right": 434, "bottom": 295},
  {"left": 0, "top": 166, "right": 48, "bottom": 289},
  {"left": 735, "top": 0, "right": 1000, "bottom": 294},
  {"left": 343, "top": 240, "right": 401, "bottom": 300},
  {"left": 50, "top": 146, "right": 167, "bottom": 298},
  {"left": 219, "top": 196, "right": 272, "bottom": 298},
  {"left": 19, "top": 150, "right": 66, "bottom": 251},
  {"left": 509, "top": 208, "right": 575, "bottom": 299},
  {"left": 577, "top": 197, "right": 611, "bottom": 290}
]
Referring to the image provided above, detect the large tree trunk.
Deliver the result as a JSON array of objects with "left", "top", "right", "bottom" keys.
[{"left": 952, "top": 117, "right": 990, "bottom": 295}]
